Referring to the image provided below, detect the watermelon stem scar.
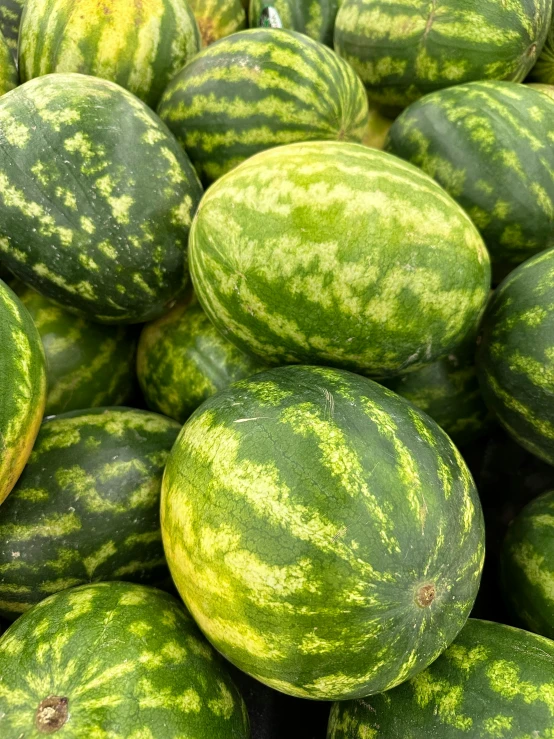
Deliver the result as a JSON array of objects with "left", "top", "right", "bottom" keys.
[
  {"left": 35, "top": 696, "right": 69, "bottom": 733},
  {"left": 416, "top": 584, "right": 436, "bottom": 608}
]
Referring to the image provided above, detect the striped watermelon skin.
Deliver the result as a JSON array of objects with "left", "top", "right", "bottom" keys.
[
  {"left": 0, "top": 582, "right": 250, "bottom": 737},
  {"left": 161, "top": 365, "right": 485, "bottom": 700},
  {"left": 190, "top": 141, "right": 490, "bottom": 377},
  {"left": 0, "top": 27, "right": 16, "bottom": 96},
  {"left": 189, "top": 0, "right": 246, "bottom": 46},
  {"left": 334, "top": 0, "right": 551, "bottom": 110},
  {"left": 19, "top": 0, "right": 201, "bottom": 108},
  {"left": 137, "top": 295, "right": 266, "bottom": 423},
  {"left": 18, "top": 286, "right": 138, "bottom": 416},
  {"left": 0, "top": 407, "right": 180, "bottom": 621},
  {"left": 327, "top": 619, "right": 554, "bottom": 738},
  {"left": 477, "top": 248, "right": 554, "bottom": 466},
  {"left": 0, "top": 279, "right": 46, "bottom": 506},
  {"left": 0, "top": 1, "right": 24, "bottom": 58},
  {"left": 249, "top": 0, "right": 340, "bottom": 46},
  {"left": 0, "top": 73, "right": 203, "bottom": 324},
  {"left": 157, "top": 29, "right": 369, "bottom": 185},
  {"left": 385, "top": 81, "right": 554, "bottom": 280}
]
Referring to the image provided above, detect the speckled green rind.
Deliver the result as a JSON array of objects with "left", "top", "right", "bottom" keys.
[
  {"left": 0, "top": 1, "right": 24, "bottom": 58},
  {"left": 137, "top": 295, "right": 266, "bottom": 423},
  {"left": 0, "top": 581, "right": 250, "bottom": 737},
  {"left": 189, "top": 0, "right": 246, "bottom": 46},
  {"left": 18, "top": 286, "right": 137, "bottom": 415},
  {"left": 0, "top": 280, "right": 46, "bottom": 506},
  {"left": 0, "top": 407, "right": 180, "bottom": 621},
  {"left": 0, "top": 73, "right": 203, "bottom": 324},
  {"left": 157, "top": 30, "right": 369, "bottom": 185},
  {"left": 161, "top": 365, "right": 485, "bottom": 700},
  {"left": 19, "top": 0, "right": 201, "bottom": 108},
  {"left": 385, "top": 81, "right": 554, "bottom": 279},
  {"left": 477, "top": 248, "right": 554, "bottom": 466},
  {"left": 190, "top": 141, "right": 490, "bottom": 377},
  {"left": 0, "top": 28, "right": 16, "bottom": 96},
  {"left": 327, "top": 619, "right": 554, "bottom": 738},
  {"left": 530, "top": 19, "right": 554, "bottom": 83},
  {"left": 249, "top": 0, "right": 339, "bottom": 46},
  {"left": 334, "top": 0, "right": 551, "bottom": 110}
]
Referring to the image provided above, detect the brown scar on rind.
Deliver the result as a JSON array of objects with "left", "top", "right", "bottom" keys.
[{"left": 35, "top": 696, "right": 69, "bottom": 734}]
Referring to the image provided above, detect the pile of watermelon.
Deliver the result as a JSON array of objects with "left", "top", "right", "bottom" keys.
[{"left": 2, "top": 0, "right": 554, "bottom": 736}]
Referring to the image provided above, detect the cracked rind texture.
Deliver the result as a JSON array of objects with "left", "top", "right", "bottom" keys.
[
  {"left": 386, "top": 81, "right": 554, "bottom": 280},
  {"left": 0, "top": 407, "right": 180, "bottom": 621},
  {"left": 327, "top": 619, "right": 554, "bottom": 738},
  {"left": 249, "top": 0, "right": 340, "bottom": 46},
  {"left": 161, "top": 365, "right": 485, "bottom": 700},
  {"left": 334, "top": 0, "right": 551, "bottom": 110},
  {"left": 189, "top": 140, "right": 490, "bottom": 377},
  {"left": 157, "top": 29, "right": 369, "bottom": 185},
  {"left": 0, "top": 279, "right": 46, "bottom": 506},
  {"left": 189, "top": 0, "right": 246, "bottom": 46},
  {"left": 19, "top": 0, "right": 201, "bottom": 108},
  {"left": 0, "top": 1, "right": 24, "bottom": 57},
  {"left": 0, "top": 581, "right": 250, "bottom": 738},
  {"left": 0, "top": 73, "right": 203, "bottom": 324}
]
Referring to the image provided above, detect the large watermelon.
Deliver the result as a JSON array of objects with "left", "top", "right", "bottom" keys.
[
  {"left": 0, "top": 279, "right": 46, "bottom": 506},
  {"left": 18, "top": 286, "right": 138, "bottom": 415},
  {"left": 0, "top": 407, "right": 180, "bottom": 621},
  {"left": 385, "top": 81, "right": 554, "bottom": 281},
  {"left": 0, "top": 581, "right": 250, "bottom": 737},
  {"left": 157, "top": 29, "right": 369, "bottom": 185},
  {"left": 0, "top": 73, "right": 202, "bottom": 324},
  {"left": 334, "top": 0, "right": 551, "bottom": 111},
  {"left": 19, "top": 0, "right": 201, "bottom": 108},
  {"left": 189, "top": 0, "right": 246, "bottom": 46},
  {"left": 0, "top": 27, "right": 16, "bottom": 96},
  {"left": 137, "top": 295, "right": 266, "bottom": 423},
  {"left": 0, "top": 1, "right": 23, "bottom": 58},
  {"left": 327, "top": 619, "right": 554, "bottom": 737},
  {"left": 477, "top": 247, "right": 554, "bottom": 465},
  {"left": 161, "top": 365, "right": 485, "bottom": 700},
  {"left": 190, "top": 141, "right": 490, "bottom": 377},
  {"left": 249, "top": 0, "right": 340, "bottom": 46}
]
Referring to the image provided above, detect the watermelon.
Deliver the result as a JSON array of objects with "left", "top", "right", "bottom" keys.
[
  {"left": 19, "top": 0, "right": 201, "bottom": 108},
  {"left": 0, "top": 407, "right": 180, "bottom": 621},
  {"left": 190, "top": 141, "right": 490, "bottom": 377},
  {"left": 501, "top": 489, "right": 554, "bottom": 638},
  {"left": 157, "top": 29, "right": 369, "bottom": 185},
  {"left": 0, "top": 73, "right": 203, "bottom": 324},
  {"left": 17, "top": 286, "right": 138, "bottom": 416},
  {"left": 249, "top": 0, "right": 340, "bottom": 46},
  {"left": 0, "top": 27, "right": 16, "bottom": 96},
  {"left": 161, "top": 365, "right": 485, "bottom": 700},
  {"left": 477, "top": 247, "right": 554, "bottom": 466},
  {"left": 529, "top": 81, "right": 554, "bottom": 99},
  {"left": 530, "top": 19, "right": 554, "bottom": 84},
  {"left": 334, "top": 0, "right": 551, "bottom": 111},
  {"left": 137, "top": 294, "right": 266, "bottom": 423},
  {"left": 363, "top": 105, "right": 393, "bottom": 150},
  {"left": 385, "top": 81, "right": 554, "bottom": 281},
  {"left": 0, "top": 279, "right": 46, "bottom": 506},
  {"left": 0, "top": 581, "right": 250, "bottom": 737},
  {"left": 189, "top": 0, "right": 246, "bottom": 46},
  {"left": 0, "top": 1, "right": 23, "bottom": 58}
]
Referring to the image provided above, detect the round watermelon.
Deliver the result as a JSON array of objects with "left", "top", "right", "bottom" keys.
[
  {"left": 0, "top": 1, "right": 23, "bottom": 58},
  {"left": 190, "top": 140, "right": 490, "bottom": 377},
  {"left": 249, "top": 0, "right": 340, "bottom": 46},
  {"left": 137, "top": 295, "right": 266, "bottom": 423},
  {"left": 0, "top": 407, "right": 180, "bottom": 621},
  {"left": 477, "top": 247, "right": 554, "bottom": 466},
  {"left": 0, "top": 27, "right": 16, "bottom": 96},
  {"left": 189, "top": 0, "right": 246, "bottom": 46},
  {"left": 0, "top": 73, "right": 203, "bottom": 324},
  {"left": 0, "top": 279, "right": 46, "bottom": 506},
  {"left": 19, "top": 0, "right": 201, "bottom": 108},
  {"left": 327, "top": 619, "right": 554, "bottom": 737},
  {"left": 385, "top": 81, "right": 554, "bottom": 281},
  {"left": 161, "top": 365, "right": 485, "bottom": 700},
  {"left": 157, "top": 29, "right": 369, "bottom": 185},
  {"left": 334, "top": 0, "right": 551, "bottom": 110},
  {"left": 0, "top": 581, "right": 250, "bottom": 737}
]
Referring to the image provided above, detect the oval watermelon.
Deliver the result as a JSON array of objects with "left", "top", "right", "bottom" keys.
[
  {"left": 0, "top": 27, "right": 16, "bottom": 96},
  {"left": 161, "top": 365, "right": 485, "bottom": 700},
  {"left": 0, "top": 581, "right": 250, "bottom": 737},
  {"left": 0, "top": 73, "right": 203, "bottom": 324},
  {"left": 190, "top": 140, "right": 490, "bottom": 377},
  {"left": 0, "top": 407, "right": 180, "bottom": 621},
  {"left": 189, "top": 0, "right": 246, "bottom": 46},
  {"left": 157, "top": 29, "right": 369, "bottom": 185},
  {"left": 0, "top": 1, "right": 23, "bottom": 58},
  {"left": 0, "top": 279, "right": 46, "bottom": 506},
  {"left": 385, "top": 81, "right": 554, "bottom": 281},
  {"left": 334, "top": 0, "right": 551, "bottom": 111},
  {"left": 19, "top": 0, "right": 201, "bottom": 108},
  {"left": 327, "top": 619, "right": 554, "bottom": 737},
  {"left": 249, "top": 0, "right": 339, "bottom": 46},
  {"left": 137, "top": 295, "right": 266, "bottom": 423}
]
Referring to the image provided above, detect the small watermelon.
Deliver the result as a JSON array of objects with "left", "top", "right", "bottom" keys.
[
  {"left": 189, "top": 0, "right": 246, "bottom": 46},
  {"left": 0, "top": 1, "right": 23, "bottom": 58},
  {"left": 137, "top": 295, "right": 266, "bottom": 423},
  {"left": 0, "top": 27, "right": 16, "bottom": 96},
  {"left": 249, "top": 0, "right": 340, "bottom": 46},
  {"left": 0, "top": 581, "right": 250, "bottom": 737},
  {"left": 0, "top": 407, "right": 180, "bottom": 620},
  {"left": 161, "top": 365, "right": 485, "bottom": 700}
]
